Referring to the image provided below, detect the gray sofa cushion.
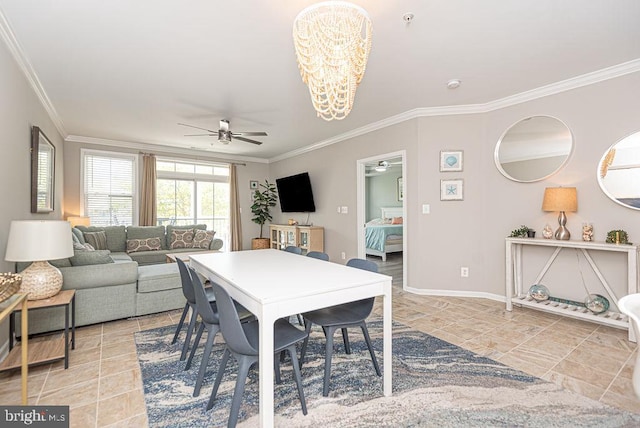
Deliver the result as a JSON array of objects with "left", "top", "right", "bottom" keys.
[
  {"left": 137, "top": 263, "right": 181, "bottom": 293},
  {"left": 69, "top": 250, "right": 114, "bottom": 266},
  {"left": 59, "top": 260, "right": 138, "bottom": 290},
  {"left": 76, "top": 225, "right": 127, "bottom": 252},
  {"left": 127, "top": 226, "right": 166, "bottom": 249}
]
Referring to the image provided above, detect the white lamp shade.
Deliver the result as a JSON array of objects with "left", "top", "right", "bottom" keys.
[{"left": 5, "top": 220, "right": 74, "bottom": 262}]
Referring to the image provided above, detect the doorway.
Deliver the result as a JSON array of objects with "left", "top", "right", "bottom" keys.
[{"left": 356, "top": 150, "right": 407, "bottom": 289}]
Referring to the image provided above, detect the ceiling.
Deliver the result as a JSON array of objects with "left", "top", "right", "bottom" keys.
[{"left": 1, "top": 1, "right": 639, "bottom": 162}]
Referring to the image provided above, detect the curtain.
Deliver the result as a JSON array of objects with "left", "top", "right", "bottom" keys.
[
  {"left": 139, "top": 153, "right": 157, "bottom": 226},
  {"left": 230, "top": 164, "right": 243, "bottom": 251}
]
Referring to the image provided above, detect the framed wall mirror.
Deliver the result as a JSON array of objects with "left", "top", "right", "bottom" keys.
[
  {"left": 598, "top": 131, "right": 640, "bottom": 210},
  {"left": 495, "top": 116, "right": 573, "bottom": 182},
  {"left": 31, "top": 126, "right": 55, "bottom": 213}
]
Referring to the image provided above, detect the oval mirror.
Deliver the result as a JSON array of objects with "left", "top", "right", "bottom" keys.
[
  {"left": 597, "top": 131, "right": 640, "bottom": 210},
  {"left": 495, "top": 116, "right": 573, "bottom": 182}
]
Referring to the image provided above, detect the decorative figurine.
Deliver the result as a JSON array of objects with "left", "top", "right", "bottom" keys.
[
  {"left": 582, "top": 223, "right": 594, "bottom": 242},
  {"left": 542, "top": 224, "right": 553, "bottom": 239}
]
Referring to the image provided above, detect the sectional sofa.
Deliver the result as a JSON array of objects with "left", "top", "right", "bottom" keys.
[{"left": 19, "top": 224, "right": 222, "bottom": 334}]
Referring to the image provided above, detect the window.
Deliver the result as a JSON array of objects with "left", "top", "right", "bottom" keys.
[
  {"left": 81, "top": 149, "right": 137, "bottom": 226},
  {"left": 156, "top": 159, "right": 230, "bottom": 250}
]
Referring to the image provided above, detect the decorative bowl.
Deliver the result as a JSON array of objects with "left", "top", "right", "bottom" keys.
[
  {"left": 585, "top": 294, "right": 610, "bottom": 314},
  {"left": 0, "top": 273, "right": 22, "bottom": 303},
  {"left": 528, "top": 284, "right": 550, "bottom": 301}
]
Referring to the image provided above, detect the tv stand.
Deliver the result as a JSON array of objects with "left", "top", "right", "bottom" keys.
[{"left": 269, "top": 224, "right": 324, "bottom": 254}]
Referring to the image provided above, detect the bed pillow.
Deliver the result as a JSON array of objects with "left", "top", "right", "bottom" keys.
[{"left": 391, "top": 217, "right": 403, "bottom": 225}]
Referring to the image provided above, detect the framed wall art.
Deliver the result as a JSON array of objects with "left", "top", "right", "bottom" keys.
[
  {"left": 440, "top": 150, "right": 463, "bottom": 172},
  {"left": 397, "top": 177, "right": 403, "bottom": 201},
  {"left": 440, "top": 179, "right": 464, "bottom": 201}
]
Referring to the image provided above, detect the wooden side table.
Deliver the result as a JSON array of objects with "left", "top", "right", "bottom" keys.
[
  {"left": 3, "top": 289, "right": 76, "bottom": 371},
  {"left": 0, "top": 293, "right": 28, "bottom": 404}
]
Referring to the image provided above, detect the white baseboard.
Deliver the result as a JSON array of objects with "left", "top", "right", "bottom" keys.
[{"left": 403, "top": 285, "right": 506, "bottom": 303}]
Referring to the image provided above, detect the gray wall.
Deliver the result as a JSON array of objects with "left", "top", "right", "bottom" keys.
[{"left": 271, "top": 72, "right": 640, "bottom": 301}]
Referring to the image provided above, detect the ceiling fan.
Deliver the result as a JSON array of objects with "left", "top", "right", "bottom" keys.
[{"left": 178, "top": 119, "right": 267, "bottom": 145}]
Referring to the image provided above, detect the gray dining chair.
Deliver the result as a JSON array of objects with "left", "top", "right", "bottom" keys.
[
  {"left": 172, "top": 257, "right": 216, "bottom": 362},
  {"left": 299, "top": 258, "right": 381, "bottom": 396},
  {"left": 207, "top": 282, "right": 308, "bottom": 427},
  {"left": 307, "top": 251, "right": 329, "bottom": 261},
  {"left": 185, "top": 266, "right": 254, "bottom": 397},
  {"left": 284, "top": 246, "right": 303, "bottom": 255}
]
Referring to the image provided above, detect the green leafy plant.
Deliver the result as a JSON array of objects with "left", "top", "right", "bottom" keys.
[
  {"left": 509, "top": 225, "right": 531, "bottom": 238},
  {"left": 251, "top": 180, "right": 278, "bottom": 239},
  {"left": 606, "top": 229, "right": 631, "bottom": 244}
]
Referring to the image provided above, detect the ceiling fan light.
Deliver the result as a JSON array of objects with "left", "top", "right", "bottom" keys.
[{"left": 293, "top": 1, "right": 372, "bottom": 121}]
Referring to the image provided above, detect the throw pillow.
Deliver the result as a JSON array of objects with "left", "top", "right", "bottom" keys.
[
  {"left": 170, "top": 229, "right": 194, "bottom": 249},
  {"left": 391, "top": 217, "right": 403, "bottom": 225},
  {"left": 84, "top": 231, "right": 108, "bottom": 250},
  {"left": 73, "top": 242, "right": 95, "bottom": 251},
  {"left": 126, "top": 237, "right": 162, "bottom": 253},
  {"left": 69, "top": 250, "right": 114, "bottom": 266},
  {"left": 192, "top": 230, "right": 215, "bottom": 249}
]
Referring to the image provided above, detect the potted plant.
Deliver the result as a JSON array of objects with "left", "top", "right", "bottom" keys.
[{"left": 250, "top": 180, "right": 278, "bottom": 249}]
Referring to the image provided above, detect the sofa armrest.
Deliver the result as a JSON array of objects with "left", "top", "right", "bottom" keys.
[
  {"left": 59, "top": 260, "right": 139, "bottom": 290},
  {"left": 210, "top": 238, "right": 223, "bottom": 251}
]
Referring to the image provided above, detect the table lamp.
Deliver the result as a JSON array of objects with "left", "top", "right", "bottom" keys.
[
  {"left": 5, "top": 220, "right": 74, "bottom": 300},
  {"left": 67, "top": 216, "right": 90, "bottom": 228},
  {"left": 542, "top": 187, "right": 577, "bottom": 240}
]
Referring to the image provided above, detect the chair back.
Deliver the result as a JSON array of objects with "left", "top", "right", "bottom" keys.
[
  {"left": 211, "top": 282, "right": 258, "bottom": 356},
  {"left": 188, "top": 267, "right": 219, "bottom": 325},
  {"left": 346, "top": 258, "right": 378, "bottom": 273},
  {"left": 307, "top": 251, "right": 329, "bottom": 261},
  {"left": 285, "top": 246, "right": 303, "bottom": 255},
  {"left": 346, "top": 258, "right": 378, "bottom": 316},
  {"left": 176, "top": 258, "right": 195, "bottom": 304}
]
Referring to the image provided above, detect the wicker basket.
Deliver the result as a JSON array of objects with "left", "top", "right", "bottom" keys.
[
  {"left": 0, "top": 273, "right": 22, "bottom": 304},
  {"left": 251, "top": 238, "right": 270, "bottom": 250}
]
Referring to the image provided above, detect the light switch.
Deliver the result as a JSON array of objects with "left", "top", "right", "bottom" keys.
[
  {"left": 337, "top": 206, "right": 341, "bottom": 213},
  {"left": 422, "top": 204, "right": 430, "bottom": 214},
  {"left": 341, "top": 206, "right": 348, "bottom": 214}
]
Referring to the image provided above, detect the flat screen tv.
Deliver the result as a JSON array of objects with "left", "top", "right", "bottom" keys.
[{"left": 276, "top": 172, "right": 316, "bottom": 213}]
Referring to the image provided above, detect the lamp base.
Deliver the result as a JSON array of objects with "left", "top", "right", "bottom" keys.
[
  {"left": 18, "top": 261, "right": 63, "bottom": 300},
  {"left": 554, "top": 211, "right": 571, "bottom": 240}
]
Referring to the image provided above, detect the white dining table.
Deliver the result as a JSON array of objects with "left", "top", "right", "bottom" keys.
[{"left": 189, "top": 249, "right": 393, "bottom": 428}]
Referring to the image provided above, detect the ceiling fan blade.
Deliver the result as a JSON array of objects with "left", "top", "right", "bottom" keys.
[
  {"left": 233, "top": 136, "right": 263, "bottom": 145},
  {"left": 232, "top": 131, "right": 268, "bottom": 137},
  {"left": 178, "top": 123, "right": 217, "bottom": 133},
  {"left": 184, "top": 133, "right": 216, "bottom": 137}
]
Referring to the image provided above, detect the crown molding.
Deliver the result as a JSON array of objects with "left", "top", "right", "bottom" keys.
[
  {"left": 271, "top": 59, "right": 640, "bottom": 163},
  {"left": 0, "top": 9, "right": 67, "bottom": 139},
  {"left": 65, "top": 135, "right": 269, "bottom": 164}
]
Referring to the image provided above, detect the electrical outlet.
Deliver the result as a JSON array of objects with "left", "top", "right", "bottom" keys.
[
  {"left": 460, "top": 267, "right": 469, "bottom": 277},
  {"left": 341, "top": 252, "right": 346, "bottom": 260},
  {"left": 422, "top": 204, "right": 430, "bottom": 214}
]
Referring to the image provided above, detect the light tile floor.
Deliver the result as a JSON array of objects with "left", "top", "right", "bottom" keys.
[{"left": 0, "top": 288, "right": 638, "bottom": 426}]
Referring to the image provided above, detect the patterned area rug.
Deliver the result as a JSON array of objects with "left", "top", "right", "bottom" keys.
[{"left": 135, "top": 320, "right": 640, "bottom": 427}]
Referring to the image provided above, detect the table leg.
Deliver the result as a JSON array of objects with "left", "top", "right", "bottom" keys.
[
  {"left": 505, "top": 240, "right": 513, "bottom": 311},
  {"left": 71, "top": 294, "right": 76, "bottom": 350},
  {"left": 383, "top": 280, "right": 392, "bottom": 397},
  {"left": 20, "top": 298, "right": 28, "bottom": 405},
  {"left": 64, "top": 301, "right": 69, "bottom": 369},
  {"left": 258, "top": 312, "right": 275, "bottom": 428}
]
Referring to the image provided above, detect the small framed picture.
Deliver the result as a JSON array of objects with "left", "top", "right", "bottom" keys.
[
  {"left": 249, "top": 180, "right": 259, "bottom": 190},
  {"left": 440, "top": 150, "right": 463, "bottom": 172},
  {"left": 397, "top": 177, "right": 403, "bottom": 201},
  {"left": 440, "top": 179, "right": 464, "bottom": 201}
]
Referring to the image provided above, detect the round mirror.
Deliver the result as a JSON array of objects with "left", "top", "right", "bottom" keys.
[
  {"left": 597, "top": 131, "right": 640, "bottom": 210},
  {"left": 495, "top": 116, "right": 573, "bottom": 182}
]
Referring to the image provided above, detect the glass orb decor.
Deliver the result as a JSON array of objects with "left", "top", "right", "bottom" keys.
[
  {"left": 528, "top": 284, "right": 550, "bottom": 301},
  {"left": 585, "top": 294, "right": 610, "bottom": 314}
]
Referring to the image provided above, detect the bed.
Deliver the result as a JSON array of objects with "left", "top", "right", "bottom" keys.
[{"left": 365, "top": 207, "right": 403, "bottom": 261}]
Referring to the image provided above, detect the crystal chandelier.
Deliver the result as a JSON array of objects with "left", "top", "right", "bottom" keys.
[{"left": 293, "top": 1, "right": 372, "bottom": 121}]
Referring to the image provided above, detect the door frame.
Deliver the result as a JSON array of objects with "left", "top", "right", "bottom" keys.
[{"left": 356, "top": 150, "right": 407, "bottom": 289}]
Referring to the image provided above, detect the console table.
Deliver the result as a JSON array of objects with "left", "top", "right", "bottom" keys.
[
  {"left": 505, "top": 237, "right": 639, "bottom": 341},
  {"left": 269, "top": 224, "right": 324, "bottom": 253},
  {"left": 0, "top": 293, "right": 28, "bottom": 404}
]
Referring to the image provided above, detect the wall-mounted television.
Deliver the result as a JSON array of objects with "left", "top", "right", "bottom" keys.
[{"left": 276, "top": 172, "right": 316, "bottom": 213}]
